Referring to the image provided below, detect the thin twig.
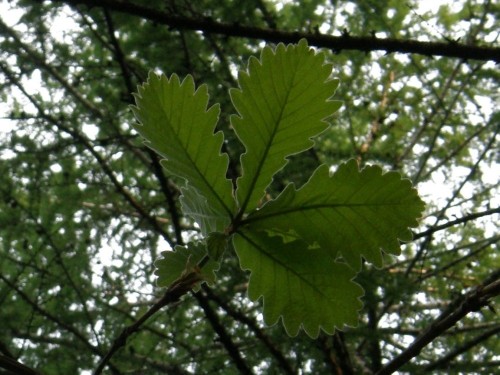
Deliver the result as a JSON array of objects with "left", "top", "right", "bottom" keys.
[
  {"left": 194, "top": 292, "right": 253, "bottom": 375},
  {"left": 203, "top": 285, "right": 296, "bottom": 375},
  {"left": 0, "top": 61, "right": 175, "bottom": 247},
  {"left": 375, "top": 276, "right": 500, "bottom": 375},
  {"left": 424, "top": 325, "right": 500, "bottom": 371},
  {"left": 413, "top": 207, "right": 500, "bottom": 240},
  {"left": 93, "top": 269, "right": 204, "bottom": 374}
]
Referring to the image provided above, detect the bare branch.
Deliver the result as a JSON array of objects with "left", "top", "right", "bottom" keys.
[
  {"left": 93, "top": 269, "right": 205, "bottom": 375},
  {"left": 424, "top": 325, "right": 500, "bottom": 371},
  {"left": 376, "top": 275, "right": 500, "bottom": 375},
  {"left": 41, "top": 0, "right": 500, "bottom": 62},
  {"left": 194, "top": 292, "right": 253, "bottom": 375},
  {"left": 0, "top": 354, "right": 42, "bottom": 375},
  {"left": 202, "top": 285, "right": 296, "bottom": 375},
  {"left": 413, "top": 207, "right": 500, "bottom": 240}
]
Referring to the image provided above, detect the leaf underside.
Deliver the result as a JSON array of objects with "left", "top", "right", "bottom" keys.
[
  {"left": 180, "top": 185, "right": 229, "bottom": 235},
  {"left": 154, "top": 242, "right": 217, "bottom": 289},
  {"left": 245, "top": 160, "right": 426, "bottom": 269},
  {"left": 136, "top": 40, "right": 425, "bottom": 338},
  {"left": 231, "top": 39, "right": 342, "bottom": 212},
  {"left": 234, "top": 230, "right": 363, "bottom": 338},
  {"left": 132, "top": 73, "right": 235, "bottom": 234},
  {"left": 206, "top": 232, "right": 229, "bottom": 262}
]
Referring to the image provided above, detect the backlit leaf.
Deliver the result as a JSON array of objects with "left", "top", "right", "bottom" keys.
[
  {"left": 132, "top": 73, "right": 235, "bottom": 233},
  {"left": 155, "top": 242, "right": 217, "bottom": 289},
  {"left": 231, "top": 39, "right": 341, "bottom": 212},
  {"left": 180, "top": 185, "right": 229, "bottom": 235},
  {"left": 234, "top": 230, "right": 363, "bottom": 338},
  {"left": 206, "top": 231, "right": 229, "bottom": 262},
  {"left": 245, "top": 160, "right": 425, "bottom": 269}
]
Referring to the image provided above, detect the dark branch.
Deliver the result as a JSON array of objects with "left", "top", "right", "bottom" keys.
[
  {"left": 0, "top": 354, "right": 42, "bottom": 375},
  {"left": 376, "top": 275, "right": 500, "bottom": 375},
  {"left": 43, "top": 0, "right": 500, "bottom": 62},
  {"left": 202, "top": 285, "right": 296, "bottom": 375},
  {"left": 424, "top": 325, "right": 500, "bottom": 371},
  {"left": 93, "top": 270, "right": 205, "bottom": 375},
  {"left": 149, "top": 152, "right": 184, "bottom": 245},
  {"left": 0, "top": 18, "right": 103, "bottom": 118},
  {"left": 194, "top": 292, "right": 253, "bottom": 375},
  {"left": 0, "top": 61, "right": 175, "bottom": 247},
  {"left": 0, "top": 274, "right": 121, "bottom": 374},
  {"left": 102, "top": 8, "right": 135, "bottom": 97},
  {"left": 413, "top": 207, "right": 500, "bottom": 240}
]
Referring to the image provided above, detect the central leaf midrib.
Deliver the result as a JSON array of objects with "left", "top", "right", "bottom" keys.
[
  {"left": 241, "top": 232, "right": 334, "bottom": 300},
  {"left": 244, "top": 201, "right": 409, "bottom": 224},
  {"left": 162, "top": 102, "right": 232, "bottom": 218},
  {"left": 239, "top": 70, "right": 295, "bottom": 215}
]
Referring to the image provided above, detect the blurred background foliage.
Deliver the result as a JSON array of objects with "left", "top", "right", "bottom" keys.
[{"left": 0, "top": 0, "right": 498, "bottom": 374}]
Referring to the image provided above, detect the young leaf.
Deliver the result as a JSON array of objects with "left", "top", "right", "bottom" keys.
[
  {"left": 206, "top": 232, "right": 229, "bottom": 262},
  {"left": 132, "top": 73, "right": 235, "bottom": 232},
  {"left": 231, "top": 39, "right": 341, "bottom": 212},
  {"left": 155, "top": 242, "right": 217, "bottom": 289},
  {"left": 245, "top": 160, "right": 425, "bottom": 269},
  {"left": 233, "top": 230, "right": 363, "bottom": 338},
  {"left": 180, "top": 185, "right": 229, "bottom": 235}
]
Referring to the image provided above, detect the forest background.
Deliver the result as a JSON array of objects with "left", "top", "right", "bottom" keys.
[{"left": 0, "top": 0, "right": 498, "bottom": 374}]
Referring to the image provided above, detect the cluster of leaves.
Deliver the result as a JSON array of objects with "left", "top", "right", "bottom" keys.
[{"left": 132, "top": 39, "right": 425, "bottom": 338}]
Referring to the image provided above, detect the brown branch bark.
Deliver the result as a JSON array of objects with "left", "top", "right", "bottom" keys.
[
  {"left": 318, "top": 332, "right": 355, "bottom": 375},
  {"left": 41, "top": 0, "right": 500, "bottom": 62},
  {"left": 103, "top": 8, "right": 136, "bottom": 97},
  {"left": 83, "top": 9, "right": 185, "bottom": 249}
]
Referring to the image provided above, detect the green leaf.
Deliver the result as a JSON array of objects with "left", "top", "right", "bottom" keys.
[
  {"left": 234, "top": 230, "right": 363, "bottom": 338},
  {"left": 245, "top": 160, "right": 425, "bottom": 269},
  {"left": 154, "top": 242, "right": 217, "bottom": 289},
  {"left": 231, "top": 39, "right": 342, "bottom": 212},
  {"left": 206, "top": 232, "right": 229, "bottom": 262},
  {"left": 132, "top": 72, "right": 235, "bottom": 232},
  {"left": 180, "top": 185, "right": 229, "bottom": 235}
]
